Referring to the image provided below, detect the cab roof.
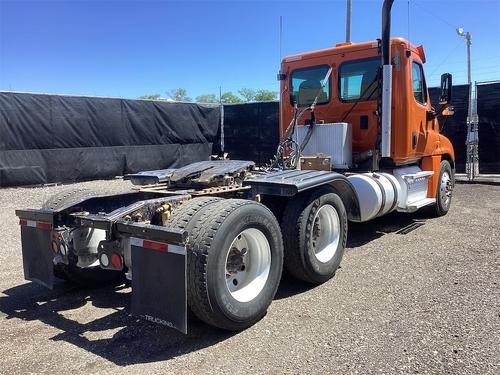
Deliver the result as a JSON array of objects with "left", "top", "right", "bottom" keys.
[{"left": 281, "top": 38, "right": 421, "bottom": 64}]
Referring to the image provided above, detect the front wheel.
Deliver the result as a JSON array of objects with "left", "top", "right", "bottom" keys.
[
  {"left": 187, "top": 199, "right": 284, "bottom": 331},
  {"left": 281, "top": 186, "right": 348, "bottom": 284},
  {"left": 433, "top": 160, "right": 454, "bottom": 217}
]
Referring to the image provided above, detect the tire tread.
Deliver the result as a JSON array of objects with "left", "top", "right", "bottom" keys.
[
  {"left": 281, "top": 186, "right": 347, "bottom": 284},
  {"left": 187, "top": 199, "right": 256, "bottom": 328}
]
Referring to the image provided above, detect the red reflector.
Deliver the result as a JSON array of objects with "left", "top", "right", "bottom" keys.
[
  {"left": 143, "top": 240, "right": 168, "bottom": 252},
  {"left": 111, "top": 253, "right": 122, "bottom": 268},
  {"left": 19, "top": 219, "right": 27, "bottom": 226},
  {"left": 36, "top": 222, "right": 53, "bottom": 231}
]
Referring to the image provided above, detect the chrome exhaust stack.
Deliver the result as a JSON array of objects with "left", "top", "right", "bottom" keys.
[{"left": 381, "top": 0, "right": 394, "bottom": 158}]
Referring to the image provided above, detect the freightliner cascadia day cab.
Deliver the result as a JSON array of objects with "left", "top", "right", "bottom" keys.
[{"left": 16, "top": 0, "right": 455, "bottom": 334}]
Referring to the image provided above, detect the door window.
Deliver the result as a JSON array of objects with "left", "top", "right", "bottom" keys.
[{"left": 412, "top": 62, "right": 427, "bottom": 104}]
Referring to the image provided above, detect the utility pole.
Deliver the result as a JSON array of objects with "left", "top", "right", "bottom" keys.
[
  {"left": 219, "top": 85, "right": 224, "bottom": 156},
  {"left": 457, "top": 27, "right": 479, "bottom": 180},
  {"left": 346, "top": 0, "right": 352, "bottom": 43}
]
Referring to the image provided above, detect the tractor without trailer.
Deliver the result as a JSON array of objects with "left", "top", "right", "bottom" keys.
[{"left": 16, "top": 0, "right": 455, "bottom": 334}]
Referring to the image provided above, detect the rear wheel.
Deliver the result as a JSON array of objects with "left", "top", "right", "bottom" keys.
[
  {"left": 186, "top": 199, "right": 283, "bottom": 331},
  {"left": 43, "top": 188, "right": 125, "bottom": 286},
  {"left": 281, "top": 186, "right": 347, "bottom": 284}
]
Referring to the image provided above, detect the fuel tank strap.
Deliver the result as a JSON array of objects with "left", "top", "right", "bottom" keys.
[
  {"left": 383, "top": 173, "right": 399, "bottom": 213},
  {"left": 370, "top": 174, "right": 387, "bottom": 218}
]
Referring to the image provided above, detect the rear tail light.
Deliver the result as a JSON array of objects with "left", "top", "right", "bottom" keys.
[
  {"left": 98, "top": 250, "right": 123, "bottom": 271},
  {"left": 111, "top": 253, "right": 122, "bottom": 269}
]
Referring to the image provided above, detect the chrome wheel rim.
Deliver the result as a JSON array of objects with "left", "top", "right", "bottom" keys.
[
  {"left": 440, "top": 171, "right": 452, "bottom": 208},
  {"left": 225, "top": 228, "right": 271, "bottom": 303},
  {"left": 311, "top": 204, "right": 340, "bottom": 263}
]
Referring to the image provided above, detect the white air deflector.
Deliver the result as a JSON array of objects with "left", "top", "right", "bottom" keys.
[{"left": 297, "top": 122, "right": 352, "bottom": 169}]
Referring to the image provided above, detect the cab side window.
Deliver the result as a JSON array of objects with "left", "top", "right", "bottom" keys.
[
  {"left": 412, "top": 62, "right": 427, "bottom": 104},
  {"left": 290, "top": 65, "right": 331, "bottom": 107},
  {"left": 339, "top": 58, "right": 380, "bottom": 102}
]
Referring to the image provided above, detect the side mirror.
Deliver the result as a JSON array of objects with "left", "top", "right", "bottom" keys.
[{"left": 439, "top": 73, "right": 452, "bottom": 105}]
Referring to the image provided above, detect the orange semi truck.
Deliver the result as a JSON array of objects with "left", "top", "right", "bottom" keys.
[{"left": 16, "top": 0, "right": 454, "bottom": 334}]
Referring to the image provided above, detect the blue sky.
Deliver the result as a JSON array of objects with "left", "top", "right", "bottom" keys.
[{"left": 1, "top": 0, "right": 499, "bottom": 99}]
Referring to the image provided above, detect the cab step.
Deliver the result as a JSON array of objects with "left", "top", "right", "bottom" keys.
[
  {"left": 397, "top": 197, "right": 435, "bottom": 213},
  {"left": 393, "top": 167, "right": 434, "bottom": 212}
]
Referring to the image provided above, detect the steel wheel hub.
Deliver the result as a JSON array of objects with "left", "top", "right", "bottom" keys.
[
  {"left": 225, "top": 228, "right": 271, "bottom": 303},
  {"left": 311, "top": 204, "right": 340, "bottom": 263},
  {"left": 440, "top": 171, "right": 452, "bottom": 208}
]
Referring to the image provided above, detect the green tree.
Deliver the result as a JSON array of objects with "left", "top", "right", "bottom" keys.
[
  {"left": 196, "top": 94, "right": 219, "bottom": 103},
  {"left": 254, "top": 89, "right": 278, "bottom": 101},
  {"left": 168, "top": 88, "right": 192, "bottom": 102},
  {"left": 238, "top": 88, "right": 256, "bottom": 102},
  {"left": 220, "top": 91, "right": 243, "bottom": 104},
  {"left": 138, "top": 94, "right": 162, "bottom": 100}
]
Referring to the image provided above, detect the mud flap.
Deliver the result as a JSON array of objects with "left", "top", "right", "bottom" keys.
[
  {"left": 116, "top": 222, "right": 188, "bottom": 334},
  {"left": 18, "top": 216, "right": 55, "bottom": 289}
]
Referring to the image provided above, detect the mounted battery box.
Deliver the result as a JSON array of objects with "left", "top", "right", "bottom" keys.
[{"left": 297, "top": 123, "right": 352, "bottom": 169}]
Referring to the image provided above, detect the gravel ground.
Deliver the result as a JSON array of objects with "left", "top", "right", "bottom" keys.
[{"left": 0, "top": 180, "right": 498, "bottom": 374}]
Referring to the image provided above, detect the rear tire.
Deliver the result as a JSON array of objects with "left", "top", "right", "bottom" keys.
[
  {"left": 281, "top": 186, "right": 347, "bottom": 284},
  {"left": 166, "top": 197, "right": 223, "bottom": 321},
  {"left": 186, "top": 199, "right": 284, "bottom": 331},
  {"left": 43, "top": 188, "right": 125, "bottom": 286},
  {"left": 167, "top": 197, "right": 222, "bottom": 231},
  {"left": 43, "top": 188, "right": 93, "bottom": 210}
]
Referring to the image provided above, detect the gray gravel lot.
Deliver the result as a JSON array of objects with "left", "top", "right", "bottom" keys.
[{"left": 0, "top": 180, "right": 498, "bottom": 374}]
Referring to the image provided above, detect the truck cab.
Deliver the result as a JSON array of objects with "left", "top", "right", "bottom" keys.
[{"left": 279, "top": 38, "right": 455, "bottom": 200}]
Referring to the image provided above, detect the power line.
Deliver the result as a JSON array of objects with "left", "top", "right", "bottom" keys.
[
  {"left": 429, "top": 66, "right": 500, "bottom": 78},
  {"left": 426, "top": 59, "right": 500, "bottom": 69},
  {"left": 412, "top": 0, "right": 456, "bottom": 31},
  {"left": 427, "top": 40, "right": 463, "bottom": 78}
]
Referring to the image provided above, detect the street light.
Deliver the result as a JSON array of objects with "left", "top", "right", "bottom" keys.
[
  {"left": 456, "top": 27, "right": 472, "bottom": 89},
  {"left": 456, "top": 27, "right": 478, "bottom": 180}
]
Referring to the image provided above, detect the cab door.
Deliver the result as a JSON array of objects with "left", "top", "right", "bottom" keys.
[{"left": 410, "top": 60, "right": 430, "bottom": 160}]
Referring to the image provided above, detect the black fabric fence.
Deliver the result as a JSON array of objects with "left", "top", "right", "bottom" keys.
[
  {"left": 428, "top": 84, "right": 469, "bottom": 173},
  {"left": 476, "top": 82, "right": 500, "bottom": 173},
  {"left": 429, "top": 82, "right": 500, "bottom": 174},
  {"left": 1, "top": 83, "right": 498, "bottom": 187},
  {"left": 0, "top": 92, "right": 221, "bottom": 186}
]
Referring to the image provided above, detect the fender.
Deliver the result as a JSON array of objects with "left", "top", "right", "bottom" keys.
[{"left": 245, "top": 170, "right": 361, "bottom": 222}]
